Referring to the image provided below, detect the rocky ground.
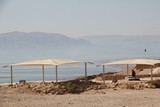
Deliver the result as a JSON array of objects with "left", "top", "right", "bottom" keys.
[
  {"left": 1, "top": 68, "right": 160, "bottom": 107},
  {"left": 0, "top": 88, "right": 160, "bottom": 107},
  {"left": 0, "top": 79, "right": 160, "bottom": 107},
  {"left": 0, "top": 79, "right": 160, "bottom": 95}
]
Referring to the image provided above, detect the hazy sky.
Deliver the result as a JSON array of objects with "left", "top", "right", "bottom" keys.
[{"left": 0, "top": 0, "right": 160, "bottom": 37}]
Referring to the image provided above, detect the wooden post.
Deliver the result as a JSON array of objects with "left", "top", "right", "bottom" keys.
[
  {"left": 103, "top": 65, "right": 105, "bottom": 84},
  {"left": 56, "top": 65, "right": 58, "bottom": 83},
  {"left": 42, "top": 65, "right": 44, "bottom": 83},
  {"left": 85, "top": 62, "right": 87, "bottom": 78},
  {"left": 10, "top": 66, "right": 13, "bottom": 85}
]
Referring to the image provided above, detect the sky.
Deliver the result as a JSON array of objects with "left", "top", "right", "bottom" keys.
[{"left": 0, "top": 0, "right": 160, "bottom": 37}]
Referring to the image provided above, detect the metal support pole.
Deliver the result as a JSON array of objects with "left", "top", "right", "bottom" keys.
[
  {"left": 10, "top": 66, "right": 13, "bottom": 85},
  {"left": 85, "top": 62, "right": 87, "bottom": 78},
  {"left": 151, "top": 66, "right": 153, "bottom": 84},
  {"left": 42, "top": 65, "right": 44, "bottom": 83},
  {"left": 56, "top": 65, "right": 58, "bottom": 83},
  {"left": 127, "top": 64, "right": 129, "bottom": 76},
  {"left": 103, "top": 65, "right": 105, "bottom": 84}
]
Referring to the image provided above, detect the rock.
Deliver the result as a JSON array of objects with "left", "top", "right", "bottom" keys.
[
  {"left": 102, "top": 91, "right": 106, "bottom": 94},
  {"left": 43, "top": 90, "right": 48, "bottom": 94},
  {"left": 55, "top": 85, "right": 59, "bottom": 89},
  {"left": 112, "top": 78, "right": 118, "bottom": 83},
  {"left": 46, "top": 88, "right": 54, "bottom": 93},
  {"left": 93, "top": 85, "right": 99, "bottom": 90},
  {"left": 50, "top": 90, "right": 56, "bottom": 94},
  {"left": 75, "top": 87, "right": 81, "bottom": 93},
  {"left": 12, "top": 85, "right": 16, "bottom": 88},
  {"left": 19, "top": 81, "right": 26, "bottom": 87},
  {"left": 144, "top": 83, "right": 149, "bottom": 88},
  {"left": 8, "top": 84, "right": 13, "bottom": 87},
  {"left": 150, "top": 85, "right": 156, "bottom": 89},
  {"left": 110, "top": 83, "right": 117, "bottom": 88},
  {"left": 35, "top": 89, "right": 42, "bottom": 93},
  {"left": 31, "top": 87, "right": 36, "bottom": 90},
  {"left": 97, "top": 85, "right": 102, "bottom": 89},
  {"left": 113, "top": 88, "right": 117, "bottom": 90},
  {"left": 27, "top": 84, "right": 31, "bottom": 89},
  {"left": 61, "top": 85, "right": 66, "bottom": 89},
  {"left": 56, "top": 89, "right": 66, "bottom": 95}
]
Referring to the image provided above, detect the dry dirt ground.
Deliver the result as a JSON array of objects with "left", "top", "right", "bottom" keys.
[{"left": 0, "top": 89, "right": 160, "bottom": 107}]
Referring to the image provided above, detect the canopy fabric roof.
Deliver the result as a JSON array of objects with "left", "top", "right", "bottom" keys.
[
  {"left": 100, "top": 59, "right": 160, "bottom": 66},
  {"left": 4, "top": 59, "right": 87, "bottom": 84},
  {"left": 6, "top": 59, "right": 83, "bottom": 67}
]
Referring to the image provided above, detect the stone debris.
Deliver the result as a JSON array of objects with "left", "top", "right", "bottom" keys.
[{"left": 6, "top": 79, "right": 160, "bottom": 95}]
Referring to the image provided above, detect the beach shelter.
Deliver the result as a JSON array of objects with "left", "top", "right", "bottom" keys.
[
  {"left": 4, "top": 59, "right": 90, "bottom": 85},
  {"left": 99, "top": 59, "right": 160, "bottom": 83}
]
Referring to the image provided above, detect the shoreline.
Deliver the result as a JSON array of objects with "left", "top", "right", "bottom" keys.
[
  {"left": 1, "top": 76, "right": 160, "bottom": 85},
  {"left": 0, "top": 80, "right": 67, "bottom": 85}
]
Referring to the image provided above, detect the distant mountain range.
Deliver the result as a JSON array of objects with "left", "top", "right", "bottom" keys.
[
  {"left": 83, "top": 35, "right": 160, "bottom": 60},
  {"left": 0, "top": 32, "right": 160, "bottom": 63},
  {"left": 0, "top": 32, "right": 89, "bottom": 49},
  {"left": 0, "top": 32, "right": 91, "bottom": 63},
  {"left": 83, "top": 35, "right": 160, "bottom": 47}
]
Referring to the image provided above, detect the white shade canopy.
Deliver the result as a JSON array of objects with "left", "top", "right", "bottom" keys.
[
  {"left": 100, "top": 59, "right": 160, "bottom": 66},
  {"left": 4, "top": 59, "right": 88, "bottom": 84},
  {"left": 99, "top": 59, "right": 160, "bottom": 83},
  {"left": 5, "top": 59, "right": 83, "bottom": 67}
]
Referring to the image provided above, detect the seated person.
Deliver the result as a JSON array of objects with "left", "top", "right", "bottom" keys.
[{"left": 132, "top": 70, "right": 136, "bottom": 77}]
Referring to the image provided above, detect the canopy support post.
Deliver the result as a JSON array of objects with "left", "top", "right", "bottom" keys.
[
  {"left": 151, "top": 66, "right": 153, "bottom": 84},
  {"left": 10, "top": 66, "right": 13, "bottom": 85},
  {"left": 103, "top": 65, "right": 105, "bottom": 84},
  {"left": 85, "top": 62, "right": 87, "bottom": 78},
  {"left": 42, "top": 65, "right": 44, "bottom": 83},
  {"left": 127, "top": 64, "right": 129, "bottom": 76},
  {"left": 56, "top": 65, "right": 58, "bottom": 83}
]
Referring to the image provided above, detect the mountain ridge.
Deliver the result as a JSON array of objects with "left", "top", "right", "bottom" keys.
[
  {"left": 0, "top": 31, "right": 90, "bottom": 49},
  {"left": 0, "top": 32, "right": 159, "bottom": 62}
]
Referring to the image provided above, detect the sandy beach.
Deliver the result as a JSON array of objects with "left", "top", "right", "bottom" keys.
[{"left": 0, "top": 88, "right": 160, "bottom": 107}]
